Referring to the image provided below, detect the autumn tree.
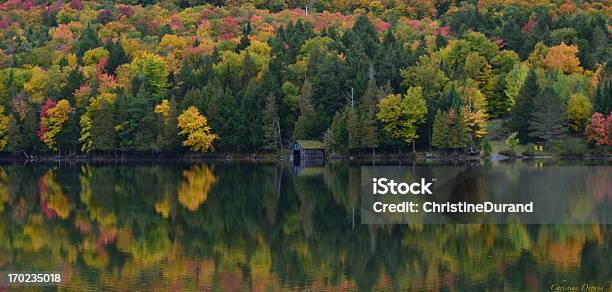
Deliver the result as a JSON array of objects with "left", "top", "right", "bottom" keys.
[
  {"left": 154, "top": 98, "right": 179, "bottom": 152},
  {"left": 460, "top": 82, "right": 488, "bottom": 144},
  {"left": 585, "top": 112, "right": 611, "bottom": 146},
  {"left": 118, "top": 53, "right": 169, "bottom": 96},
  {"left": 177, "top": 106, "right": 218, "bottom": 152},
  {"left": 0, "top": 106, "right": 9, "bottom": 151},
  {"left": 542, "top": 43, "right": 584, "bottom": 74},
  {"left": 80, "top": 93, "right": 116, "bottom": 153},
  {"left": 504, "top": 63, "right": 529, "bottom": 109},
  {"left": 38, "top": 99, "right": 73, "bottom": 151},
  {"left": 566, "top": 93, "right": 592, "bottom": 133},
  {"left": 431, "top": 110, "right": 450, "bottom": 150},
  {"left": 432, "top": 107, "right": 470, "bottom": 152},
  {"left": 447, "top": 108, "right": 469, "bottom": 150},
  {"left": 376, "top": 87, "right": 427, "bottom": 152}
]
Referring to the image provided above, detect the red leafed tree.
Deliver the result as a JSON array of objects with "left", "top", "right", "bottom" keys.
[
  {"left": 116, "top": 4, "right": 134, "bottom": 17},
  {"left": 69, "top": 0, "right": 83, "bottom": 10},
  {"left": 37, "top": 99, "right": 57, "bottom": 142},
  {"left": 521, "top": 19, "right": 537, "bottom": 33},
  {"left": 585, "top": 112, "right": 611, "bottom": 146},
  {"left": 375, "top": 21, "right": 391, "bottom": 32},
  {"left": 436, "top": 25, "right": 450, "bottom": 37}
]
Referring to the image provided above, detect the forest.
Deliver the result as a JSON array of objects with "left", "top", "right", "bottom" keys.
[{"left": 0, "top": 0, "right": 610, "bottom": 156}]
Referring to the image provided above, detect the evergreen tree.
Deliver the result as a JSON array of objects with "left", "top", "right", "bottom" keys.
[
  {"left": 529, "top": 89, "right": 568, "bottom": 146},
  {"left": 346, "top": 107, "right": 360, "bottom": 149},
  {"left": 176, "top": 55, "right": 214, "bottom": 97},
  {"left": 347, "top": 15, "right": 379, "bottom": 58},
  {"left": 56, "top": 110, "right": 80, "bottom": 154},
  {"left": 7, "top": 110, "right": 44, "bottom": 154},
  {"left": 91, "top": 100, "right": 116, "bottom": 151},
  {"left": 293, "top": 81, "right": 321, "bottom": 140},
  {"left": 118, "top": 84, "right": 159, "bottom": 151},
  {"left": 345, "top": 42, "right": 370, "bottom": 98},
  {"left": 240, "top": 53, "right": 258, "bottom": 87},
  {"left": 212, "top": 89, "right": 240, "bottom": 151},
  {"left": 261, "top": 94, "right": 280, "bottom": 150},
  {"left": 236, "top": 23, "right": 251, "bottom": 52},
  {"left": 510, "top": 70, "right": 539, "bottom": 143},
  {"left": 104, "top": 40, "right": 128, "bottom": 74},
  {"left": 62, "top": 68, "right": 85, "bottom": 103},
  {"left": 307, "top": 50, "right": 346, "bottom": 122},
  {"left": 236, "top": 80, "right": 263, "bottom": 151},
  {"left": 135, "top": 108, "right": 162, "bottom": 151},
  {"left": 73, "top": 24, "right": 102, "bottom": 58},
  {"left": 358, "top": 77, "right": 380, "bottom": 150},
  {"left": 593, "top": 79, "right": 611, "bottom": 114},
  {"left": 324, "top": 108, "right": 348, "bottom": 154}
]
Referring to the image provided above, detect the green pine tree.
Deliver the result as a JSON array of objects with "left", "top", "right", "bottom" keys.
[
  {"left": 510, "top": 70, "right": 538, "bottom": 143},
  {"left": 324, "top": 108, "right": 348, "bottom": 154},
  {"left": 262, "top": 94, "right": 280, "bottom": 150},
  {"left": 91, "top": 100, "right": 116, "bottom": 151},
  {"left": 528, "top": 89, "right": 568, "bottom": 147},
  {"left": 593, "top": 79, "right": 611, "bottom": 114},
  {"left": 359, "top": 77, "right": 380, "bottom": 149},
  {"left": 293, "top": 81, "right": 321, "bottom": 140},
  {"left": 346, "top": 107, "right": 360, "bottom": 149},
  {"left": 73, "top": 24, "right": 102, "bottom": 58}
]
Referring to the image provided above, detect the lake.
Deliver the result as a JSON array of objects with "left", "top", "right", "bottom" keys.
[{"left": 0, "top": 160, "right": 610, "bottom": 290}]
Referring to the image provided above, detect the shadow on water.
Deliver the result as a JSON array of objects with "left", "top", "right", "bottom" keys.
[{"left": 0, "top": 160, "right": 609, "bottom": 290}]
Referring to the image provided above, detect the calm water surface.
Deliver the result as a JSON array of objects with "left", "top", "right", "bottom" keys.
[{"left": 0, "top": 160, "right": 610, "bottom": 291}]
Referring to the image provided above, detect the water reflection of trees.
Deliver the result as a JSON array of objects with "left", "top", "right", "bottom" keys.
[{"left": 0, "top": 162, "right": 609, "bottom": 290}]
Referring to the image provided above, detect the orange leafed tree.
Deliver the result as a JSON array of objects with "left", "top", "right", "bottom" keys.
[{"left": 542, "top": 43, "right": 583, "bottom": 74}]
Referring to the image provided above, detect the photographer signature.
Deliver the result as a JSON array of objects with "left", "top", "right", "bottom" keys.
[{"left": 550, "top": 280, "right": 611, "bottom": 291}]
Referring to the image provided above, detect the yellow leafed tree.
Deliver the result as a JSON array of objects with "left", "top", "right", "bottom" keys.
[
  {"left": 460, "top": 84, "right": 488, "bottom": 139},
  {"left": 566, "top": 93, "right": 592, "bottom": 132},
  {"left": 177, "top": 106, "right": 218, "bottom": 152},
  {"left": 0, "top": 106, "right": 10, "bottom": 151},
  {"left": 154, "top": 99, "right": 171, "bottom": 120},
  {"left": 79, "top": 93, "right": 116, "bottom": 153},
  {"left": 40, "top": 99, "right": 73, "bottom": 151}
]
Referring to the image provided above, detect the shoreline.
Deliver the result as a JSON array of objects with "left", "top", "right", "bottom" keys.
[{"left": 1, "top": 152, "right": 610, "bottom": 163}]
